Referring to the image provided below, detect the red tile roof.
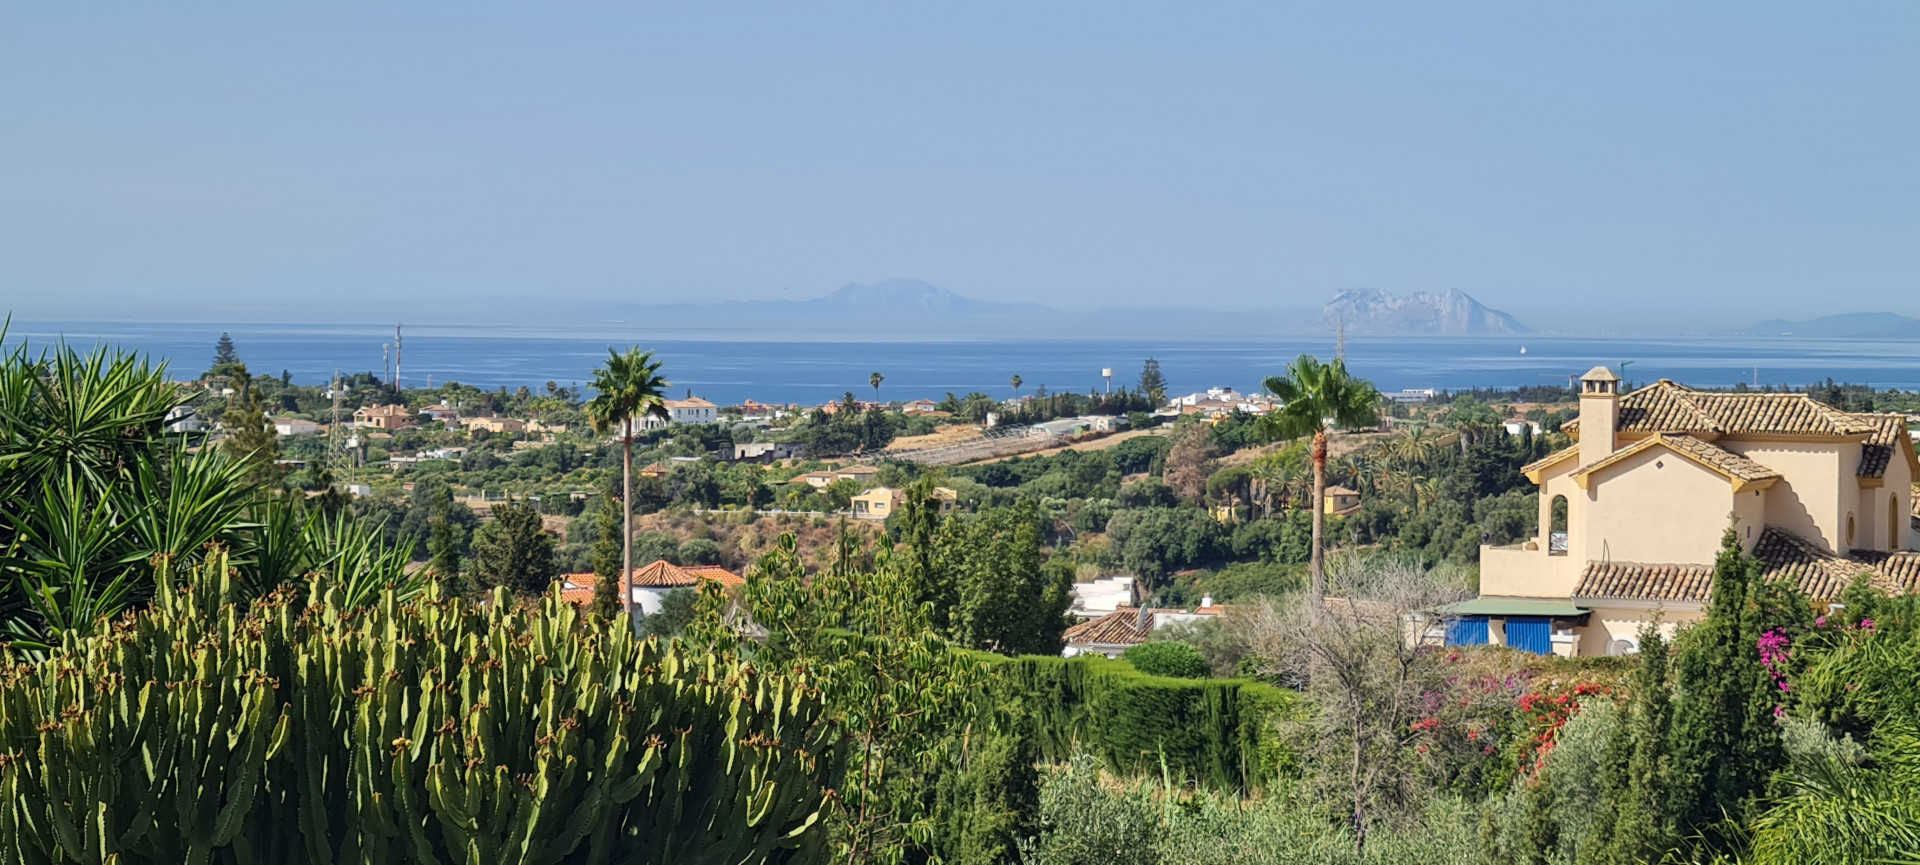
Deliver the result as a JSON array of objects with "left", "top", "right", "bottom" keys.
[
  {"left": 1571, "top": 527, "right": 1920, "bottom": 604},
  {"left": 554, "top": 561, "right": 745, "bottom": 607}
]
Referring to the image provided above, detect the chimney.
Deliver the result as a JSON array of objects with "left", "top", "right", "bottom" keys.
[
  {"left": 1578, "top": 365, "right": 1622, "bottom": 467},
  {"left": 1135, "top": 604, "right": 1150, "bottom": 633},
  {"left": 1200, "top": 594, "right": 1214, "bottom": 609}
]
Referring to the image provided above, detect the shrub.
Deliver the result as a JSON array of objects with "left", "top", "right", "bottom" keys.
[{"left": 1124, "top": 641, "right": 1211, "bottom": 679}]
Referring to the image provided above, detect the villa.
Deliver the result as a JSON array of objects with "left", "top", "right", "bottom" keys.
[{"left": 1471, "top": 366, "right": 1920, "bottom": 657}]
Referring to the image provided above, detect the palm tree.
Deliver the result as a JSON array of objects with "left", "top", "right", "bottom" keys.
[
  {"left": 869, "top": 371, "right": 884, "bottom": 404},
  {"left": 1259, "top": 354, "right": 1380, "bottom": 608},
  {"left": 1010, "top": 374, "right": 1023, "bottom": 400},
  {"left": 585, "top": 347, "right": 670, "bottom": 620}
]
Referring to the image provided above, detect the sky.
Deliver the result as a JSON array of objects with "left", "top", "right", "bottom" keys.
[{"left": 2, "top": 2, "right": 1916, "bottom": 330}]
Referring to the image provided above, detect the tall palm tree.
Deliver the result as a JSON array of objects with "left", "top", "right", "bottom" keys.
[
  {"left": 585, "top": 347, "right": 670, "bottom": 620},
  {"left": 1010, "top": 374, "right": 1023, "bottom": 400},
  {"left": 869, "top": 371, "right": 884, "bottom": 404},
  {"left": 1259, "top": 354, "right": 1380, "bottom": 608}
]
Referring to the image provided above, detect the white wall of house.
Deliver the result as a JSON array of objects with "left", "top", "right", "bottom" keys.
[
  {"left": 1582, "top": 447, "right": 1734, "bottom": 566},
  {"left": 1721, "top": 441, "right": 1846, "bottom": 554}
]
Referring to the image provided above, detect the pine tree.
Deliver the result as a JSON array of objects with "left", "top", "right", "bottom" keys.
[
  {"left": 470, "top": 498, "right": 557, "bottom": 595},
  {"left": 589, "top": 491, "right": 623, "bottom": 620},
  {"left": 210, "top": 332, "right": 240, "bottom": 378},
  {"left": 1138, "top": 357, "right": 1167, "bottom": 404},
  {"left": 1666, "top": 528, "right": 1785, "bottom": 852},
  {"left": 220, "top": 363, "right": 282, "bottom": 490}
]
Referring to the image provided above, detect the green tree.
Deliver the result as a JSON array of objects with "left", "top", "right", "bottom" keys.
[
  {"left": 870, "top": 371, "right": 884, "bottom": 403},
  {"left": 470, "top": 498, "right": 557, "bottom": 595},
  {"left": 1666, "top": 528, "right": 1786, "bottom": 852},
  {"left": 426, "top": 490, "right": 463, "bottom": 587},
  {"left": 1258, "top": 354, "right": 1379, "bottom": 609},
  {"left": 209, "top": 331, "right": 239, "bottom": 378},
  {"left": 933, "top": 705, "right": 1042, "bottom": 865},
  {"left": 1010, "top": 374, "right": 1023, "bottom": 400},
  {"left": 1138, "top": 358, "right": 1167, "bottom": 404},
  {"left": 589, "top": 491, "right": 622, "bottom": 620},
  {"left": 641, "top": 587, "right": 701, "bottom": 638},
  {"left": 937, "top": 502, "right": 1074, "bottom": 655},
  {"left": 221, "top": 363, "right": 283, "bottom": 490},
  {"left": 1589, "top": 624, "right": 1679, "bottom": 864},
  {"left": 585, "top": 346, "right": 670, "bottom": 618}
]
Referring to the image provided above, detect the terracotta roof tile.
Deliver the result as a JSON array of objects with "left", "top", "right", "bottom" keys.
[
  {"left": 1064, "top": 607, "right": 1154, "bottom": 647},
  {"left": 1572, "top": 562, "right": 1716, "bottom": 603},
  {"left": 554, "top": 562, "right": 744, "bottom": 605},
  {"left": 1567, "top": 380, "right": 1878, "bottom": 438},
  {"left": 1522, "top": 444, "right": 1580, "bottom": 477},
  {"left": 1857, "top": 415, "right": 1907, "bottom": 479},
  {"left": 1570, "top": 433, "right": 1780, "bottom": 487},
  {"left": 1573, "top": 528, "right": 1920, "bottom": 604}
]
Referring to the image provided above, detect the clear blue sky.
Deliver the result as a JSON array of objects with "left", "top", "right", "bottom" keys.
[{"left": 3, "top": 3, "right": 1915, "bottom": 329}]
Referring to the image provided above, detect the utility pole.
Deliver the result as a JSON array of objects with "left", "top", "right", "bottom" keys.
[
  {"left": 329, "top": 368, "right": 343, "bottom": 476},
  {"left": 382, "top": 344, "right": 390, "bottom": 387},
  {"left": 395, "top": 324, "right": 403, "bottom": 395},
  {"left": 1336, "top": 315, "right": 1347, "bottom": 361}
]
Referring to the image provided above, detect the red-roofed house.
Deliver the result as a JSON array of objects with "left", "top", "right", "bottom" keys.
[{"left": 556, "top": 560, "right": 745, "bottom": 617}]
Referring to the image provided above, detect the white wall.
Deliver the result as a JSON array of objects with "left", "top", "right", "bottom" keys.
[{"left": 1583, "top": 447, "right": 1733, "bottom": 565}]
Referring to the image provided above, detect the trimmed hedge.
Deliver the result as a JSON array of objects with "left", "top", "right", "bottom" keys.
[{"left": 974, "top": 653, "right": 1300, "bottom": 790}]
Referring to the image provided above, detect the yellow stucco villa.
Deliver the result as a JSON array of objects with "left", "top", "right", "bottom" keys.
[{"left": 1469, "top": 366, "right": 1920, "bottom": 657}]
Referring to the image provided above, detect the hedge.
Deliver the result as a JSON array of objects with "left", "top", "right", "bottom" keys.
[{"left": 972, "top": 653, "right": 1300, "bottom": 790}]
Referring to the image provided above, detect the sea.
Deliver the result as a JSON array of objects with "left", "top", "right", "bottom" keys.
[{"left": 9, "top": 319, "right": 1920, "bottom": 406}]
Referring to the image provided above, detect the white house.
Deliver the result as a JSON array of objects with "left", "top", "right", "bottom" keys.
[{"left": 273, "top": 417, "right": 320, "bottom": 436}]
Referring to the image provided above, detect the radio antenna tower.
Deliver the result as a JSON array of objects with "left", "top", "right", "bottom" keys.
[{"left": 394, "top": 324, "right": 404, "bottom": 395}]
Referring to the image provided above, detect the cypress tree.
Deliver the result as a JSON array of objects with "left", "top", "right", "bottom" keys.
[
  {"left": 590, "top": 492, "right": 623, "bottom": 620},
  {"left": 1666, "top": 528, "right": 1785, "bottom": 851},
  {"left": 471, "top": 498, "right": 558, "bottom": 596},
  {"left": 1588, "top": 624, "right": 1678, "bottom": 864},
  {"left": 427, "top": 492, "right": 462, "bottom": 587}
]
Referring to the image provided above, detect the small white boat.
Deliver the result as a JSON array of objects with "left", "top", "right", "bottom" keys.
[{"left": 1519, "top": 346, "right": 1527, "bottom": 355}]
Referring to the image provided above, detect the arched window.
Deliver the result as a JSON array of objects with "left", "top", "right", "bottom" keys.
[
  {"left": 1548, "top": 495, "right": 1569, "bottom": 555},
  {"left": 1847, "top": 513, "right": 1857, "bottom": 547}
]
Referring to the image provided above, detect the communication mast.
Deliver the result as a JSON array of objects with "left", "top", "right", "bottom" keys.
[{"left": 394, "top": 324, "right": 403, "bottom": 394}]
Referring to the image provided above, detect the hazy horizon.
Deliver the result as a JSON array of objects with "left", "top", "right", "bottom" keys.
[{"left": 4, "top": 3, "right": 1917, "bottom": 329}]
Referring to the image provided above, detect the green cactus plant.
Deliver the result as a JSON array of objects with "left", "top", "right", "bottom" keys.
[{"left": 0, "top": 550, "right": 839, "bottom": 865}]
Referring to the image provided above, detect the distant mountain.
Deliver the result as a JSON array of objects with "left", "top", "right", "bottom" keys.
[
  {"left": 1322, "top": 288, "right": 1531, "bottom": 335},
  {"left": 1729, "top": 312, "right": 1920, "bottom": 339}
]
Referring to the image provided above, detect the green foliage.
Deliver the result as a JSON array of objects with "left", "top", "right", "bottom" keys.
[
  {"left": 470, "top": 498, "right": 557, "bottom": 595},
  {"left": 1665, "top": 530, "right": 1787, "bottom": 850},
  {"left": 639, "top": 587, "right": 699, "bottom": 638},
  {"left": 220, "top": 364, "right": 283, "bottom": 490},
  {"left": 588, "top": 492, "right": 621, "bottom": 620},
  {"left": 931, "top": 706, "right": 1042, "bottom": 865},
  {"left": 1022, "top": 757, "right": 1483, "bottom": 865},
  {"left": 1123, "top": 641, "right": 1211, "bottom": 679},
  {"left": 0, "top": 550, "right": 839, "bottom": 864},
  {"left": 979, "top": 654, "right": 1298, "bottom": 790},
  {"left": 937, "top": 502, "right": 1075, "bottom": 655},
  {"left": 1138, "top": 358, "right": 1167, "bottom": 405}
]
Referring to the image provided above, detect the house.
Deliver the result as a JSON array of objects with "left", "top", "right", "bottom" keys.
[
  {"left": 464, "top": 416, "right": 526, "bottom": 435},
  {"left": 1062, "top": 600, "right": 1224, "bottom": 658},
  {"left": 1069, "top": 575, "right": 1138, "bottom": 619},
  {"left": 1084, "top": 415, "right": 1130, "bottom": 433},
  {"left": 732, "top": 441, "right": 804, "bottom": 463},
  {"left": 832, "top": 464, "right": 881, "bottom": 485},
  {"left": 271, "top": 417, "right": 319, "bottom": 436},
  {"left": 637, "top": 462, "right": 670, "bottom": 480},
  {"left": 902, "top": 399, "right": 940, "bottom": 414},
  {"left": 851, "top": 486, "right": 956, "bottom": 520},
  {"left": 165, "top": 406, "right": 209, "bottom": 433},
  {"left": 1503, "top": 417, "right": 1544, "bottom": 436},
  {"left": 353, "top": 404, "right": 416, "bottom": 430},
  {"left": 1323, "top": 485, "right": 1362, "bottom": 517},
  {"left": 421, "top": 401, "right": 459, "bottom": 424},
  {"left": 1475, "top": 366, "right": 1920, "bottom": 657},
  {"left": 556, "top": 561, "right": 745, "bottom": 617}
]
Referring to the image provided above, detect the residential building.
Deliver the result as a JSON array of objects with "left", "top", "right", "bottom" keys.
[
  {"left": 901, "top": 399, "right": 940, "bottom": 414},
  {"left": 831, "top": 464, "right": 881, "bottom": 485},
  {"left": 164, "top": 405, "right": 209, "bottom": 433},
  {"left": 1062, "top": 600, "right": 1224, "bottom": 658},
  {"left": 1323, "top": 485, "right": 1362, "bottom": 516},
  {"left": 421, "top": 401, "right": 459, "bottom": 423},
  {"left": 464, "top": 416, "right": 526, "bottom": 435},
  {"left": 1473, "top": 367, "right": 1920, "bottom": 657},
  {"left": 1069, "top": 575, "right": 1138, "bottom": 619},
  {"left": 556, "top": 561, "right": 745, "bottom": 618},
  {"left": 637, "top": 462, "right": 670, "bottom": 480},
  {"left": 1503, "top": 417, "right": 1544, "bottom": 437},
  {"left": 787, "top": 471, "right": 836, "bottom": 488},
  {"left": 353, "top": 404, "right": 416, "bottom": 430},
  {"left": 732, "top": 441, "right": 804, "bottom": 463},
  {"left": 1387, "top": 388, "right": 1437, "bottom": 404},
  {"left": 851, "top": 486, "right": 956, "bottom": 520},
  {"left": 272, "top": 417, "right": 320, "bottom": 436}
]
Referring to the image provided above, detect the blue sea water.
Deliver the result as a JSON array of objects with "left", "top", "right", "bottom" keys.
[{"left": 9, "top": 319, "right": 1920, "bottom": 406}]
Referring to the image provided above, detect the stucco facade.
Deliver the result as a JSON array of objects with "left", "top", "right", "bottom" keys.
[{"left": 1473, "top": 367, "right": 1920, "bottom": 656}]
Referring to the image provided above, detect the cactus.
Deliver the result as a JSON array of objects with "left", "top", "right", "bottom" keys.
[{"left": 0, "top": 551, "right": 839, "bottom": 864}]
